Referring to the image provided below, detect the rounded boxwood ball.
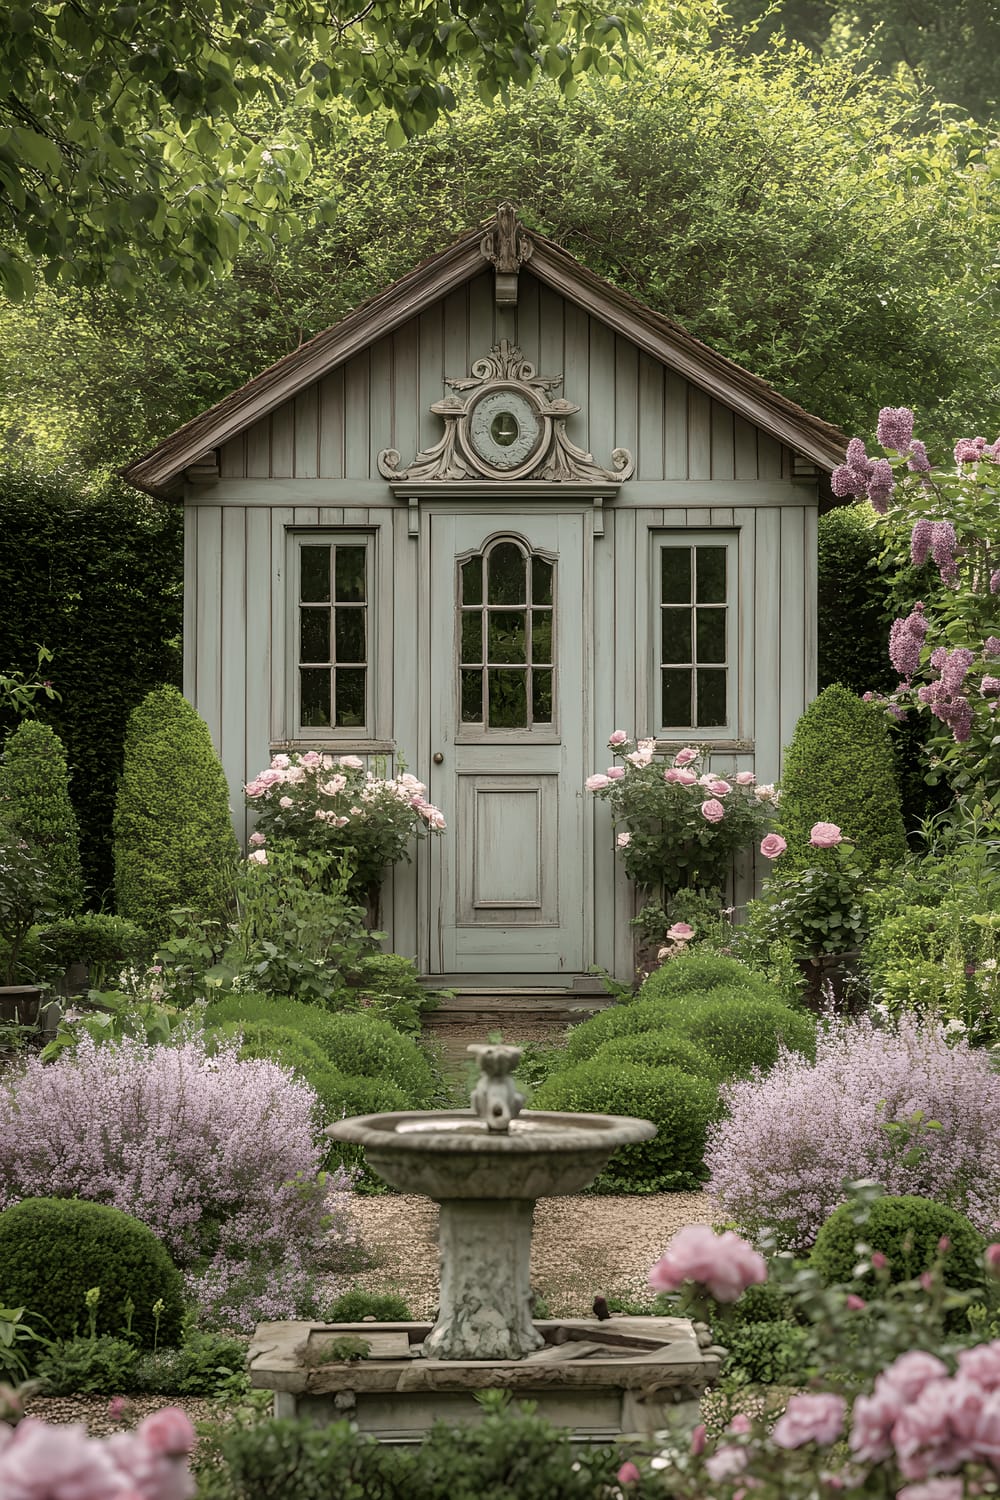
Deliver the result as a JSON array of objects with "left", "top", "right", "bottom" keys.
[
  {"left": 0, "top": 1198, "right": 185, "bottom": 1347},
  {"left": 810, "top": 1195, "right": 984, "bottom": 1291},
  {"left": 592, "top": 1029, "right": 722, "bottom": 1081}
]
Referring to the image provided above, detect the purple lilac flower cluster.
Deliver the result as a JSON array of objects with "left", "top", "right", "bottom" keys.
[
  {"left": 888, "top": 604, "right": 929, "bottom": 683},
  {"left": 916, "top": 648, "right": 977, "bottom": 741},
  {"left": 706, "top": 1014, "right": 1000, "bottom": 1250},
  {"left": 0, "top": 1035, "right": 358, "bottom": 1330},
  {"left": 831, "top": 437, "right": 895, "bottom": 514}
]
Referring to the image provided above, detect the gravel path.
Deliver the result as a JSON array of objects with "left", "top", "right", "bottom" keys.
[{"left": 346, "top": 1190, "right": 715, "bottom": 1317}]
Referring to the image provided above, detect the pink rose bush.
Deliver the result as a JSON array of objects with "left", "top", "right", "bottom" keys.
[
  {"left": 0, "top": 1408, "right": 195, "bottom": 1500},
  {"left": 0, "top": 1035, "right": 357, "bottom": 1329},
  {"left": 584, "top": 735, "right": 770, "bottom": 901},
  {"left": 245, "top": 751, "right": 444, "bottom": 903},
  {"left": 649, "top": 1224, "right": 766, "bottom": 1304}
]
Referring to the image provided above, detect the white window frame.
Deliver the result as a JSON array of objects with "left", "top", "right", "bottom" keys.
[
  {"left": 651, "top": 531, "right": 739, "bottom": 741},
  {"left": 286, "top": 530, "right": 376, "bottom": 741}
]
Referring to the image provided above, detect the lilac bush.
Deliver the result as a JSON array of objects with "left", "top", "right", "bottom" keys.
[
  {"left": 706, "top": 1015, "right": 1000, "bottom": 1250},
  {"left": 0, "top": 1036, "right": 357, "bottom": 1329}
]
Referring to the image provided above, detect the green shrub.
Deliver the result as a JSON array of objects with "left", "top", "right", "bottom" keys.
[
  {"left": 135, "top": 1331, "right": 249, "bottom": 1397},
  {"left": 39, "top": 912, "right": 150, "bottom": 985},
  {"left": 0, "top": 719, "right": 83, "bottom": 913},
  {"left": 347, "top": 951, "right": 441, "bottom": 1035},
  {"left": 639, "top": 951, "right": 775, "bottom": 1004},
  {"left": 0, "top": 1198, "right": 184, "bottom": 1348},
  {"left": 113, "top": 685, "right": 239, "bottom": 942},
  {"left": 723, "top": 1321, "right": 811, "bottom": 1387},
  {"left": 777, "top": 684, "right": 907, "bottom": 871},
  {"left": 730, "top": 1282, "right": 799, "bottom": 1327},
  {"left": 533, "top": 1061, "right": 718, "bottom": 1192},
  {"left": 36, "top": 1335, "right": 140, "bottom": 1395},
  {"left": 663, "top": 991, "right": 817, "bottom": 1079},
  {"left": 818, "top": 506, "right": 892, "bottom": 698},
  {"left": 325, "top": 1290, "right": 413, "bottom": 1322},
  {"left": 811, "top": 1195, "right": 984, "bottom": 1293},
  {"left": 592, "top": 1029, "right": 721, "bottom": 1081}
]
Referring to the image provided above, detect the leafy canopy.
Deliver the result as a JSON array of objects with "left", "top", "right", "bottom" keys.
[{"left": 0, "top": 0, "right": 644, "bottom": 300}]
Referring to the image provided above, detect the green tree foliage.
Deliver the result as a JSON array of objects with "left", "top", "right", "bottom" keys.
[
  {"left": 113, "top": 685, "right": 239, "bottom": 940},
  {"left": 778, "top": 684, "right": 908, "bottom": 868},
  {"left": 0, "top": 468, "right": 181, "bottom": 896},
  {"left": 818, "top": 506, "right": 893, "bottom": 697},
  {"left": 0, "top": 719, "right": 83, "bottom": 913},
  {"left": 0, "top": 0, "right": 644, "bottom": 301},
  {"left": 1, "top": 16, "right": 996, "bottom": 473}
]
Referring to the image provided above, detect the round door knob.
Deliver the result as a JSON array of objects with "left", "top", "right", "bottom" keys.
[{"left": 433, "top": 751, "right": 445, "bottom": 765}]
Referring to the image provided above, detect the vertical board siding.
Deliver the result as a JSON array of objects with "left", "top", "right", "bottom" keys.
[
  {"left": 244, "top": 508, "right": 272, "bottom": 831},
  {"left": 220, "top": 507, "right": 248, "bottom": 843},
  {"left": 319, "top": 368, "right": 345, "bottom": 476},
  {"left": 293, "top": 386, "right": 319, "bottom": 478},
  {"left": 193, "top": 506, "right": 223, "bottom": 753},
  {"left": 753, "top": 506, "right": 783, "bottom": 788}
]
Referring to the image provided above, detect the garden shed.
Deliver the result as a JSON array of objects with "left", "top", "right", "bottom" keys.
[{"left": 123, "top": 206, "right": 847, "bottom": 990}]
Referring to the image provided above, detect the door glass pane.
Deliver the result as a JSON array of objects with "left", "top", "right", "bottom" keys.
[
  {"left": 461, "top": 669, "right": 484, "bottom": 723},
  {"left": 697, "top": 668, "right": 727, "bottom": 726},
  {"left": 334, "top": 668, "right": 365, "bottom": 727},
  {"left": 696, "top": 607, "right": 726, "bottom": 663},
  {"left": 461, "top": 556, "right": 483, "bottom": 606},
  {"left": 532, "top": 669, "right": 553, "bottom": 723},
  {"left": 531, "top": 611, "right": 552, "bottom": 664},
  {"left": 696, "top": 547, "right": 727, "bottom": 604},
  {"left": 461, "top": 612, "right": 482, "bottom": 663},
  {"left": 661, "top": 547, "right": 691, "bottom": 604},
  {"left": 300, "top": 667, "right": 331, "bottom": 726},
  {"left": 300, "top": 609, "right": 330, "bottom": 664},
  {"left": 489, "top": 669, "right": 528, "bottom": 728},
  {"left": 335, "top": 546, "right": 366, "bottom": 602},
  {"left": 487, "top": 542, "right": 526, "bottom": 605},
  {"left": 488, "top": 610, "right": 526, "bottom": 663},
  {"left": 300, "top": 546, "right": 330, "bottom": 603},
  {"left": 531, "top": 556, "right": 553, "bottom": 605},
  {"left": 662, "top": 668, "right": 692, "bottom": 726},
  {"left": 661, "top": 610, "right": 692, "bottom": 663},
  {"left": 335, "top": 607, "right": 366, "bottom": 663}
]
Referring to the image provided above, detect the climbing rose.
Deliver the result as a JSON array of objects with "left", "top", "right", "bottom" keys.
[
  {"left": 617, "top": 1461, "right": 641, "bottom": 1484},
  {"left": 606, "top": 766, "right": 625, "bottom": 780},
  {"left": 735, "top": 771, "right": 756, "bottom": 785},
  {"left": 649, "top": 1224, "right": 766, "bottom": 1303},
  {"left": 810, "top": 822, "right": 843, "bottom": 847},
  {"left": 585, "top": 773, "right": 610, "bottom": 791},
  {"left": 608, "top": 729, "right": 628, "bottom": 747},
  {"left": 760, "top": 833, "right": 787, "bottom": 859},
  {"left": 705, "top": 777, "right": 732, "bottom": 796},
  {"left": 674, "top": 747, "right": 699, "bottom": 766},
  {"left": 876, "top": 407, "right": 915, "bottom": 452},
  {"left": 247, "top": 848, "right": 268, "bottom": 865},
  {"left": 771, "top": 1393, "right": 846, "bottom": 1450},
  {"left": 700, "top": 798, "right": 725, "bottom": 824},
  {"left": 616, "top": 832, "right": 631, "bottom": 848},
  {"left": 664, "top": 767, "right": 698, "bottom": 785},
  {"left": 667, "top": 922, "right": 694, "bottom": 941}
]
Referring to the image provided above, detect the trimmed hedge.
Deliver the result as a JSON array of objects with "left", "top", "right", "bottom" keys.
[
  {"left": 113, "top": 685, "right": 239, "bottom": 941},
  {"left": 0, "top": 468, "right": 182, "bottom": 898},
  {"left": 777, "top": 683, "right": 907, "bottom": 871},
  {"left": 811, "top": 1195, "right": 984, "bottom": 1293},
  {"left": 0, "top": 719, "right": 84, "bottom": 913},
  {"left": 592, "top": 1030, "right": 722, "bottom": 1081},
  {"left": 0, "top": 1197, "right": 184, "bottom": 1348},
  {"left": 533, "top": 1061, "right": 718, "bottom": 1192},
  {"left": 638, "top": 952, "right": 776, "bottom": 1004}
]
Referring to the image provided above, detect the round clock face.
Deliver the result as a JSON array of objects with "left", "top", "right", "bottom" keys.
[{"left": 467, "top": 388, "right": 543, "bottom": 471}]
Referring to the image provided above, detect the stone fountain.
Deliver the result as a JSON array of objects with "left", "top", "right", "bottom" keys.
[{"left": 248, "top": 1044, "right": 722, "bottom": 1442}]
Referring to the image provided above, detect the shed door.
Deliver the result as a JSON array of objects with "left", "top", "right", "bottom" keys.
[{"left": 427, "top": 511, "right": 588, "bottom": 977}]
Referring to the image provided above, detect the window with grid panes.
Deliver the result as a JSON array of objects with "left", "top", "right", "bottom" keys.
[
  {"left": 657, "top": 537, "right": 736, "bottom": 734},
  {"left": 458, "top": 538, "right": 555, "bottom": 732},
  {"left": 295, "top": 539, "right": 371, "bottom": 734}
]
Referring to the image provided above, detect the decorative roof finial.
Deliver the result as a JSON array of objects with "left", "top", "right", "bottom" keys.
[{"left": 480, "top": 203, "right": 533, "bottom": 307}]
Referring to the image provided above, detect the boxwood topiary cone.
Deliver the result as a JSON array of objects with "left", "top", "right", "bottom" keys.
[
  {"left": 113, "top": 685, "right": 239, "bottom": 941},
  {"left": 778, "top": 683, "right": 907, "bottom": 870},
  {"left": 0, "top": 719, "right": 84, "bottom": 915}
]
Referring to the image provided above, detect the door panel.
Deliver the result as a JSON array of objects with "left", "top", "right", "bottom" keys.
[{"left": 428, "top": 512, "right": 588, "bottom": 976}]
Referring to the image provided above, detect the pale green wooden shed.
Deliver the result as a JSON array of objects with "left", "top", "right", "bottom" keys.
[{"left": 124, "top": 207, "right": 847, "bottom": 990}]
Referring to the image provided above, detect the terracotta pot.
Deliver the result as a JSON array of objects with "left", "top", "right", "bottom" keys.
[{"left": 0, "top": 985, "right": 43, "bottom": 1028}]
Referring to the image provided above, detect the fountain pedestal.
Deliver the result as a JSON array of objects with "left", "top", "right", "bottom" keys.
[{"left": 425, "top": 1198, "right": 541, "bottom": 1360}]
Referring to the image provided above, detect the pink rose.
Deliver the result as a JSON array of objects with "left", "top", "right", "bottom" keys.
[
  {"left": 705, "top": 1444, "right": 748, "bottom": 1481},
  {"left": 320, "top": 774, "right": 347, "bottom": 796},
  {"left": 851, "top": 1384, "right": 903, "bottom": 1463},
  {"left": 881, "top": 1351, "right": 949, "bottom": 1404},
  {"left": 986, "top": 1244, "right": 1000, "bottom": 1276},
  {"left": 897, "top": 1482, "right": 964, "bottom": 1500},
  {"left": 706, "top": 777, "right": 732, "bottom": 796},
  {"left": 248, "top": 831, "right": 266, "bottom": 847},
  {"left": 606, "top": 766, "right": 626, "bottom": 780},
  {"left": 759, "top": 833, "right": 787, "bottom": 860},
  {"left": 585, "top": 773, "right": 610, "bottom": 791},
  {"left": 626, "top": 747, "right": 654, "bottom": 768},
  {"left": 846, "top": 1293, "right": 866, "bottom": 1310},
  {"left": 691, "top": 1424, "right": 706, "bottom": 1455},
  {"left": 727, "top": 1414, "right": 752, "bottom": 1434},
  {"left": 137, "top": 1408, "right": 195, "bottom": 1457},
  {"left": 270, "top": 754, "right": 290, "bottom": 769},
  {"left": 674, "top": 747, "right": 699, "bottom": 766},
  {"left": 667, "top": 922, "right": 694, "bottom": 941},
  {"left": 958, "top": 1341, "right": 1000, "bottom": 1392},
  {"left": 278, "top": 796, "right": 293, "bottom": 809},
  {"left": 771, "top": 1393, "right": 846, "bottom": 1450},
  {"left": 616, "top": 832, "right": 632, "bottom": 848},
  {"left": 701, "top": 798, "right": 725, "bottom": 824},
  {"left": 608, "top": 730, "right": 629, "bottom": 747},
  {"left": 338, "top": 754, "right": 365, "bottom": 770},
  {"left": 247, "top": 849, "right": 268, "bottom": 865},
  {"left": 664, "top": 767, "right": 697, "bottom": 785},
  {"left": 810, "top": 821, "right": 843, "bottom": 847},
  {"left": 649, "top": 1225, "right": 766, "bottom": 1303},
  {"left": 871, "top": 1251, "right": 888, "bottom": 1270},
  {"left": 735, "top": 771, "right": 756, "bottom": 785},
  {"left": 300, "top": 751, "right": 322, "bottom": 768},
  {"left": 617, "top": 1460, "right": 641, "bottom": 1484}
]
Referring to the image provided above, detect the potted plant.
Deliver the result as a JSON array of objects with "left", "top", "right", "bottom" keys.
[{"left": 0, "top": 831, "right": 55, "bottom": 1026}]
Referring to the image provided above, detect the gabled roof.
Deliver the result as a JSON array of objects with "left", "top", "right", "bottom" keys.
[{"left": 122, "top": 210, "right": 848, "bottom": 498}]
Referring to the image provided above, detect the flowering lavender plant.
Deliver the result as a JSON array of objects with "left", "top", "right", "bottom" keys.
[
  {"left": 0, "top": 1034, "right": 357, "bottom": 1329},
  {"left": 245, "top": 751, "right": 445, "bottom": 919},
  {"left": 585, "top": 736, "right": 773, "bottom": 899},
  {"left": 706, "top": 1013, "right": 1000, "bottom": 1251},
  {"left": 836, "top": 409, "right": 1000, "bottom": 820}
]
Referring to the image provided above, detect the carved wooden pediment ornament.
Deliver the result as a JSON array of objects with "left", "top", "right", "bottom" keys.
[{"left": 377, "top": 337, "right": 635, "bottom": 485}]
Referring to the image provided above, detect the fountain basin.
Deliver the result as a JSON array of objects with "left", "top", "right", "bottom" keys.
[{"left": 328, "top": 1109, "right": 656, "bottom": 1199}]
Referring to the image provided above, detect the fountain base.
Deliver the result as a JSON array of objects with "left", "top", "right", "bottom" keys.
[{"left": 249, "top": 1315, "right": 722, "bottom": 1444}]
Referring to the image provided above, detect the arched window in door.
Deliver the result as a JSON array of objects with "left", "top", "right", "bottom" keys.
[{"left": 458, "top": 536, "right": 555, "bottom": 731}]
